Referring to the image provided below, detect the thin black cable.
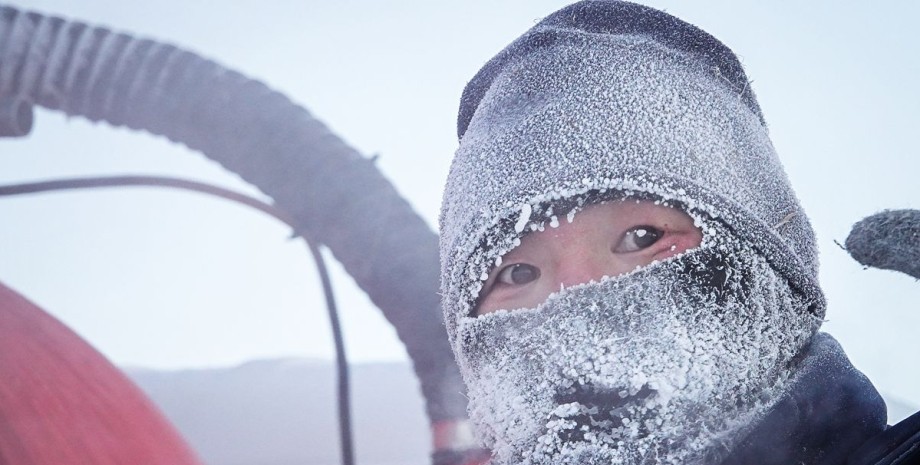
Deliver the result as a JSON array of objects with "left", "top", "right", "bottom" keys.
[
  {"left": 0, "top": 174, "right": 355, "bottom": 465},
  {"left": 0, "top": 176, "right": 298, "bottom": 226},
  {"left": 307, "top": 241, "right": 354, "bottom": 465}
]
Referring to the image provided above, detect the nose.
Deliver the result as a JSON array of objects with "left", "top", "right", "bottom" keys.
[{"left": 552, "top": 239, "right": 616, "bottom": 290}]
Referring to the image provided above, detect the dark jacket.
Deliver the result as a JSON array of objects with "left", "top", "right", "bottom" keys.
[
  {"left": 851, "top": 413, "right": 920, "bottom": 465},
  {"left": 723, "top": 333, "right": 920, "bottom": 465}
]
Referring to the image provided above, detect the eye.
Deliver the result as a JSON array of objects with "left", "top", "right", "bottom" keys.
[
  {"left": 613, "top": 226, "right": 663, "bottom": 253},
  {"left": 495, "top": 263, "right": 541, "bottom": 286}
]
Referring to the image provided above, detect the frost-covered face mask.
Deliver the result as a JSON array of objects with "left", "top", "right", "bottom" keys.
[
  {"left": 440, "top": 4, "right": 827, "bottom": 462},
  {"left": 454, "top": 213, "right": 819, "bottom": 465}
]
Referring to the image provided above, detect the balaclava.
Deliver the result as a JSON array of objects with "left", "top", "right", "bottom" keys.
[{"left": 439, "top": 1, "right": 833, "bottom": 464}]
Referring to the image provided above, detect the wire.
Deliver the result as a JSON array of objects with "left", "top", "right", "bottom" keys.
[
  {"left": 0, "top": 176, "right": 297, "bottom": 226},
  {"left": 307, "top": 241, "right": 354, "bottom": 465},
  {"left": 0, "top": 174, "right": 356, "bottom": 465}
]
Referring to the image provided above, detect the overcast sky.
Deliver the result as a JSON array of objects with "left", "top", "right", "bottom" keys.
[{"left": 2, "top": 1, "right": 918, "bottom": 407}]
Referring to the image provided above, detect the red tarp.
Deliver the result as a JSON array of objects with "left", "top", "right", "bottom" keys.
[{"left": 0, "top": 281, "right": 201, "bottom": 465}]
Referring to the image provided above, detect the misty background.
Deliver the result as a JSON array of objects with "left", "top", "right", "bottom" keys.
[
  {"left": 125, "top": 360, "right": 432, "bottom": 465},
  {"left": 1, "top": 1, "right": 919, "bottom": 462}
]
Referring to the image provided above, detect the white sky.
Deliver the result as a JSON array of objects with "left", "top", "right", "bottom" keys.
[{"left": 2, "top": 1, "right": 919, "bottom": 408}]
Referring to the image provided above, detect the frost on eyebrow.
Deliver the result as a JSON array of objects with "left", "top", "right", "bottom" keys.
[{"left": 466, "top": 189, "right": 713, "bottom": 316}]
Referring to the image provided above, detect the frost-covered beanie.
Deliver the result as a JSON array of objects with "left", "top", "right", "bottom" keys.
[{"left": 439, "top": 0, "right": 825, "bottom": 340}]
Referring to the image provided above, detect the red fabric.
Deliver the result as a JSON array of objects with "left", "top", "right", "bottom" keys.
[{"left": 0, "top": 281, "right": 202, "bottom": 465}]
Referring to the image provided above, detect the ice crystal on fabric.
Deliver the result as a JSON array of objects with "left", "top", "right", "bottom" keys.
[
  {"left": 437, "top": 18, "right": 828, "bottom": 465},
  {"left": 456, "top": 225, "right": 821, "bottom": 464},
  {"left": 440, "top": 34, "right": 824, "bottom": 341}
]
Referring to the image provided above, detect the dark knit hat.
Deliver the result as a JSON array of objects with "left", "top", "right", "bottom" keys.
[
  {"left": 439, "top": 0, "right": 824, "bottom": 340},
  {"left": 458, "top": 0, "right": 765, "bottom": 138}
]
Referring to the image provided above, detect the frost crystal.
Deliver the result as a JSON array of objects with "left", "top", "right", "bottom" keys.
[{"left": 515, "top": 203, "right": 533, "bottom": 233}]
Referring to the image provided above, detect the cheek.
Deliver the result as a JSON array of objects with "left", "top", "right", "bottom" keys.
[{"left": 476, "top": 278, "right": 559, "bottom": 315}]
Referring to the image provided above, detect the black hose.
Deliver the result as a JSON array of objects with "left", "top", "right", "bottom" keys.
[
  {"left": 0, "top": 96, "right": 32, "bottom": 136},
  {"left": 0, "top": 5, "right": 467, "bottom": 424},
  {"left": 0, "top": 174, "right": 356, "bottom": 465}
]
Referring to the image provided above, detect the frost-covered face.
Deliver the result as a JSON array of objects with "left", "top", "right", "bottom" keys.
[
  {"left": 442, "top": 11, "right": 825, "bottom": 462},
  {"left": 455, "top": 201, "right": 819, "bottom": 465},
  {"left": 476, "top": 200, "right": 702, "bottom": 315}
]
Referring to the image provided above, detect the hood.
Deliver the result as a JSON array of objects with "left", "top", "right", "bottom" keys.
[{"left": 439, "top": 0, "right": 824, "bottom": 343}]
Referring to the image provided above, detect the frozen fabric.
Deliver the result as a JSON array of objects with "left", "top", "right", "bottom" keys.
[
  {"left": 456, "top": 219, "right": 821, "bottom": 464},
  {"left": 438, "top": 0, "right": 841, "bottom": 463},
  {"left": 439, "top": 0, "right": 824, "bottom": 334},
  {"left": 845, "top": 209, "right": 920, "bottom": 280}
]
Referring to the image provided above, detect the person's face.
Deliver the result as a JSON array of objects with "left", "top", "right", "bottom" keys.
[{"left": 476, "top": 200, "right": 704, "bottom": 315}]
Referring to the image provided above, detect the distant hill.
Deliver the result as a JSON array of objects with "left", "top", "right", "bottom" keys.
[{"left": 125, "top": 360, "right": 429, "bottom": 465}]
